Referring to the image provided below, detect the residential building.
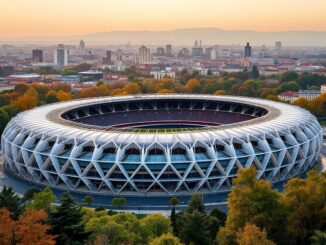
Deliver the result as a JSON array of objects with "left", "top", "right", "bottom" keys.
[
  {"left": 32, "top": 49, "right": 43, "bottom": 63},
  {"left": 138, "top": 45, "right": 151, "bottom": 64},
  {"left": 54, "top": 44, "right": 69, "bottom": 66}
]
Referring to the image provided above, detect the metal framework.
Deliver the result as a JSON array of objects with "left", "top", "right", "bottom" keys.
[{"left": 1, "top": 94, "right": 323, "bottom": 197}]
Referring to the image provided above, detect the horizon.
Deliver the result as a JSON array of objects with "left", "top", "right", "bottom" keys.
[{"left": 1, "top": 0, "right": 326, "bottom": 38}]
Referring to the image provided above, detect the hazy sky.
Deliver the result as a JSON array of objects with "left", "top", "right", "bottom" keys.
[{"left": 1, "top": 0, "right": 326, "bottom": 37}]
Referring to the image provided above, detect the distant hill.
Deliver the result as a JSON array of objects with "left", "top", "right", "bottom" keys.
[{"left": 2, "top": 28, "right": 326, "bottom": 46}]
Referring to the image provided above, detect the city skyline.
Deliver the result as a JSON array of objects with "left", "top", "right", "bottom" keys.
[{"left": 1, "top": 0, "right": 326, "bottom": 38}]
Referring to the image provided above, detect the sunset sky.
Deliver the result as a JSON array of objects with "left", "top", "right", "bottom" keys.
[{"left": 1, "top": 0, "right": 326, "bottom": 37}]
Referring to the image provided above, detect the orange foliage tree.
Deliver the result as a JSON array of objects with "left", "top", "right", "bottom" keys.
[
  {"left": 56, "top": 90, "right": 72, "bottom": 101},
  {"left": 0, "top": 207, "right": 56, "bottom": 245},
  {"left": 13, "top": 88, "right": 38, "bottom": 111}
]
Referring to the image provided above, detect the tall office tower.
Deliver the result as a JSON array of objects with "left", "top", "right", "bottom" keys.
[
  {"left": 157, "top": 47, "right": 165, "bottom": 56},
  {"left": 244, "top": 42, "right": 252, "bottom": 58},
  {"left": 275, "top": 41, "right": 282, "bottom": 52},
  {"left": 259, "top": 45, "right": 268, "bottom": 59},
  {"left": 210, "top": 46, "right": 219, "bottom": 60},
  {"left": 32, "top": 49, "right": 43, "bottom": 62},
  {"left": 54, "top": 44, "right": 69, "bottom": 66},
  {"left": 138, "top": 45, "right": 151, "bottom": 64},
  {"left": 79, "top": 40, "right": 85, "bottom": 52},
  {"left": 106, "top": 50, "right": 112, "bottom": 64},
  {"left": 166, "top": 44, "right": 172, "bottom": 56},
  {"left": 192, "top": 40, "right": 203, "bottom": 57}
]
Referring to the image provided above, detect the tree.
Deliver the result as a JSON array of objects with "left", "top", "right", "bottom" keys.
[
  {"left": 0, "top": 109, "right": 9, "bottom": 134},
  {"left": 29, "top": 187, "right": 56, "bottom": 211},
  {"left": 216, "top": 168, "right": 286, "bottom": 245},
  {"left": 56, "top": 90, "right": 72, "bottom": 101},
  {"left": 282, "top": 171, "right": 326, "bottom": 244},
  {"left": 49, "top": 193, "right": 91, "bottom": 245},
  {"left": 280, "top": 71, "right": 299, "bottom": 83},
  {"left": 83, "top": 195, "right": 94, "bottom": 206},
  {"left": 251, "top": 65, "right": 260, "bottom": 79},
  {"left": 310, "top": 230, "right": 326, "bottom": 245},
  {"left": 124, "top": 82, "right": 141, "bottom": 94},
  {"left": 0, "top": 208, "right": 15, "bottom": 244},
  {"left": 178, "top": 210, "right": 211, "bottom": 245},
  {"left": 0, "top": 186, "right": 23, "bottom": 219},
  {"left": 185, "top": 79, "right": 200, "bottom": 93},
  {"left": 15, "top": 208, "right": 56, "bottom": 245},
  {"left": 45, "top": 90, "right": 58, "bottom": 104},
  {"left": 186, "top": 192, "right": 205, "bottom": 213},
  {"left": 0, "top": 207, "right": 56, "bottom": 245},
  {"left": 86, "top": 215, "right": 132, "bottom": 245},
  {"left": 170, "top": 197, "right": 180, "bottom": 235},
  {"left": 14, "top": 88, "right": 38, "bottom": 111},
  {"left": 236, "top": 223, "right": 276, "bottom": 245},
  {"left": 111, "top": 197, "right": 126, "bottom": 210},
  {"left": 142, "top": 213, "right": 171, "bottom": 237},
  {"left": 149, "top": 233, "right": 183, "bottom": 245},
  {"left": 22, "top": 187, "right": 41, "bottom": 203}
]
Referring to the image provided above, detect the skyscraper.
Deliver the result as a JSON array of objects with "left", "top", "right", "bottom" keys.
[
  {"left": 244, "top": 42, "right": 252, "bottom": 58},
  {"left": 79, "top": 40, "right": 85, "bottom": 52},
  {"left": 54, "top": 44, "right": 69, "bottom": 66},
  {"left": 275, "top": 41, "right": 282, "bottom": 52},
  {"left": 157, "top": 47, "right": 165, "bottom": 56},
  {"left": 192, "top": 40, "right": 203, "bottom": 57},
  {"left": 166, "top": 44, "right": 172, "bottom": 56},
  {"left": 32, "top": 49, "right": 43, "bottom": 62},
  {"left": 138, "top": 45, "right": 151, "bottom": 64},
  {"left": 106, "top": 50, "right": 112, "bottom": 64}
]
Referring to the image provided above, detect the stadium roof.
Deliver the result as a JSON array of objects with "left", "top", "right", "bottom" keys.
[{"left": 9, "top": 94, "right": 317, "bottom": 145}]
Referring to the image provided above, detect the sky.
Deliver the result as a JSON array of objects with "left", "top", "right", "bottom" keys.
[{"left": 1, "top": 0, "right": 326, "bottom": 37}]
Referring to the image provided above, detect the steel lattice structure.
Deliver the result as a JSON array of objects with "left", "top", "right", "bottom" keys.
[{"left": 1, "top": 94, "right": 323, "bottom": 199}]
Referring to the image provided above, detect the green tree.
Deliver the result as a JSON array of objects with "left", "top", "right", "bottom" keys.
[
  {"left": 112, "top": 197, "right": 126, "bottom": 209},
  {"left": 0, "top": 186, "right": 23, "bottom": 219},
  {"left": 149, "top": 233, "right": 184, "bottom": 245},
  {"left": 280, "top": 71, "right": 299, "bottom": 83},
  {"left": 49, "top": 193, "right": 90, "bottom": 245},
  {"left": 28, "top": 187, "right": 56, "bottom": 211},
  {"left": 45, "top": 90, "right": 58, "bottom": 104},
  {"left": 310, "top": 230, "right": 326, "bottom": 245},
  {"left": 216, "top": 168, "right": 286, "bottom": 245},
  {"left": 170, "top": 197, "right": 180, "bottom": 235},
  {"left": 22, "top": 188, "right": 41, "bottom": 203},
  {"left": 0, "top": 109, "right": 9, "bottom": 134},
  {"left": 186, "top": 192, "right": 205, "bottom": 213},
  {"left": 251, "top": 65, "right": 260, "bottom": 79},
  {"left": 83, "top": 195, "right": 94, "bottom": 206},
  {"left": 178, "top": 210, "right": 210, "bottom": 245}
]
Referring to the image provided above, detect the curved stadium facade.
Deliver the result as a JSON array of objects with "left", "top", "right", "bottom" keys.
[{"left": 1, "top": 94, "right": 323, "bottom": 210}]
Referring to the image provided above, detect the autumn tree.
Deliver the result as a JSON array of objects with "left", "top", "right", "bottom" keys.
[
  {"left": 14, "top": 87, "right": 38, "bottom": 111},
  {"left": 236, "top": 223, "right": 276, "bottom": 245},
  {"left": 15, "top": 208, "right": 56, "bottom": 245},
  {"left": 142, "top": 213, "right": 171, "bottom": 238},
  {"left": 282, "top": 171, "right": 326, "bottom": 244},
  {"left": 0, "top": 109, "right": 9, "bottom": 134},
  {"left": 216, "top": 168, "right": 286, "bottom": 245},
  {"left": 124, "top": 82, "right": 141, "bottom": 94},
  {"left": 56, "top": 90, "right": 72, "bottom": 101},
  {"left": 185, "top": 79, "right": 200, "bottom": 93},
  {"left": 0, "top": 207, "right": 55, "bottom": 245},
  {"left": 0, "top": 208, "right": 15, "bottom": 244},
  {"left": 149, "top": 233, "right": 184, "bottom": 245}
]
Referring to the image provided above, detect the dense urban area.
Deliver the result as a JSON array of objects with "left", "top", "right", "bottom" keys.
[{"left": 0, "top": 41, "right": 326, "bottom": 245}]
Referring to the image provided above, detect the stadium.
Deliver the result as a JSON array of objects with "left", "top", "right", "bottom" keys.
[{"left": 1, "top": 94, "right": 323, "bottom": 210}]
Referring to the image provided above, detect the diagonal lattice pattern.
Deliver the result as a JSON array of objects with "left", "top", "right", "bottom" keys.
[{"left": 0, "top": 95, "right": 323, "bottom": 197}]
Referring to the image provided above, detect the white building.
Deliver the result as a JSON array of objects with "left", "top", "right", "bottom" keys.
[
  {"left": 54, "top": 44, "right": 69, "bottom": 66},
  {"left": 138, "top": 45, "right": 151, "bottom": 64},
  {"left": 321, "top": 84, "right": 326, "bottom": 94},
  {"left": 150, "top": 70, "right": 176, "bottom": 79}
]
